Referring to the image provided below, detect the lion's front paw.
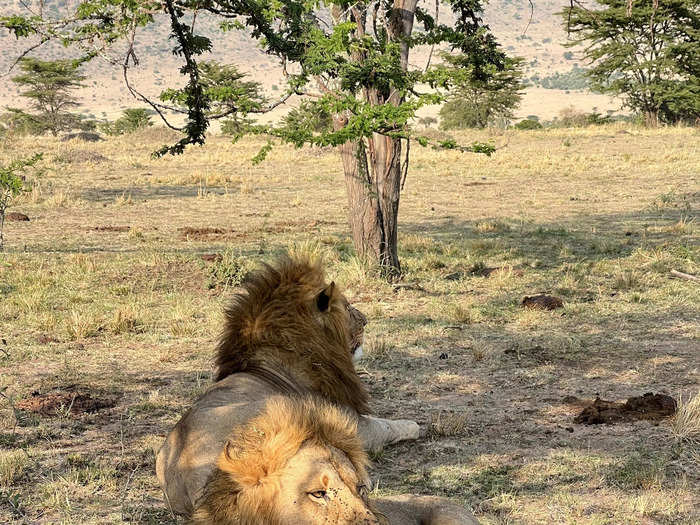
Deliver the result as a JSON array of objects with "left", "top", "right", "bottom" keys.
[{"left": 392, "top": 419, "right": 420, "bottom": 441}]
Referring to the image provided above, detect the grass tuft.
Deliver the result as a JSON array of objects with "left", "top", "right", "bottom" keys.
[
  {"left": 0, "top": 450, "right": 28, "bottom": 488},
  {"left": 671, "top": 391, "right": 700, "bottom": 447},
  {"left": 429, "top": 411, "right": 470, "bottom": 437}
]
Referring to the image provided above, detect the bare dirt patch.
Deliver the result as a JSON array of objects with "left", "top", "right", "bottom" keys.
[
  {"left": 16, "top": 387, "right": 119, "bottom": 417},
  {"left": 93, "top": 225, "right": 130, "bottom": 232},
  {"left": 36, "top": 333, "right": 60, "bottom": 344},
  {"left": 6, "top": 212, "right": 30, "bottom": 222},
  {"left": 568, "top": 393, "right": 677, "bottom": 425},
  {"left": 521, "top": 294, "right": 564, "bottom": 310},
  {"left": 199, "top": 253, "right": 223, "bottom": 263},
  {"left": 58, "top": 150, "right": 110, "bottom": 164},
  {"left": 463, "top": 181, "right": 495, "bottom": 187},
  {"left": 178, "top": 226, "right": 228, "bottom": 240},
  {"left": 260, "top": 219, "right": 338, "bottom": 233}
]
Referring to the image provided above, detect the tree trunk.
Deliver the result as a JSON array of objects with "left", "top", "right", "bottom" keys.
[
  {"left": 0, "top": 211, "right": 5, "bottom": 251},
  {"left": 330, "top": 0, "right": 416, "bottom": 278},
  {"left": 337, "top": 130, "right": 382, "bottom": 261},
  {"left": 367, "top": 132, "right": 402, "bottom": 277},
  {"left": 644, "top": 109, "right": 659, "bottom": 127},
  {"left": 335, "top": 119, "right": 402, "bottom": 277}
]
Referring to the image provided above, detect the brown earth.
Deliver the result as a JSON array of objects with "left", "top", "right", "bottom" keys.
[
  {"left": 6, "top": 212, "right": 30, "bottom": 222},
  {"left": 178, "top": 226, "right": 228, "bottom": 240},
  {"left": 93, "top": 225, "right": 130, "bottom": 232},
  {"left": 568, "top": 393, "right": 677, "bottom": 425},
  {"left": 200, "top": 253, "right": 223, "bottom": 263},
  {"left": 521, "top": 294, "right": 564, "bottom": 310},
  {"left": 36, "top": 334, "right": 60, "bottom": 344},
  {"left": 16, "top": 388, "right": 119, "bottom": 417}
]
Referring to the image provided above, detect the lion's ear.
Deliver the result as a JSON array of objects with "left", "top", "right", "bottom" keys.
[{"left": 317, "top": 282, "right": 335, "bottom": 312}]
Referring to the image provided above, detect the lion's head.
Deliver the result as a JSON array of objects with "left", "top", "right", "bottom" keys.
[
  {"left": 193, "top": 396, "right": 383, "bottom": 525},
  {"left": 214, "top": 255, "right": 369, "bottom": 414}
]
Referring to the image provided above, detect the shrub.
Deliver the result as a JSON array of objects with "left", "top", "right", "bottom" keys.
[
  {"left": 100, "top": 108, "right": 153, "bottom": 136},
  {"left": 0, "top": 154, "right": 42, "bottom": 249},
  {"left": 554, "top": 106, "right": 613, "bottom": 128},
  {"left": 514, "top": 119, "right": 543, "bottom": 130},
  {"left": 281, "top": 101, "right": 333, "bottom": 134}
]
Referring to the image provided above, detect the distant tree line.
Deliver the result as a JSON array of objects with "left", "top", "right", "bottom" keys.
[
  {"left": 0, "top": 57, "right": 154, "bottom": 138},
  {"left": 529, "top": 66, "right": 590, "bottom": 91}
]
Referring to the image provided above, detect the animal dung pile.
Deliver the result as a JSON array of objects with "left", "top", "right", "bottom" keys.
[
  {"left": 521, "top": 294, "right": 564, "bottom": 310},
  {"left": 566, "top": 392, "right": 677, "bottom": 425},
  {"left": 16, "top": 388, "right": 118, "bottom": 417},
  {"left": 6, "top": 212, "right": 30, "bottom": 222}
]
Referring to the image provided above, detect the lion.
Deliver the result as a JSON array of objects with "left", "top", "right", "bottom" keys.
[
  {"left": 192, "top": 395, "right": 379, "bottom": 524},
  {"left": 192, "top": 395, "right": 479, "bottom": 525},
  {"left": 156, "top": 255, "right": 419, "bottom": 515}
]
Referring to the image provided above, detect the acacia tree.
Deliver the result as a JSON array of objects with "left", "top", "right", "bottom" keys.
[
  {"left": 2, "top": 0, "right": 506, "bottom": 277},
  {"left": 563, "top": 0, "right": 700, "bottom": 126},
  {"left": 437, "top": 53, "right": 525, "bottom": 129},
  {"left": 10, "top": 58, "right": 86, "bottom": 136}
]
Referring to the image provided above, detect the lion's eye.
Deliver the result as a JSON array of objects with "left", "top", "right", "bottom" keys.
[
  {"left": 309, "top": 490, "right": 327, "bottom": 500},
  {"left": 357, "top": 484, "right": 368, "bottom": 497}
]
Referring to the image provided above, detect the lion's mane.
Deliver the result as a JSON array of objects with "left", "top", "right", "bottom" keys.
[
  {"left": 193, "top": 395, "right": 370, "bottom": 525},
  {"left": 214, "top": 255, "right": 370, "bottom": 414}
]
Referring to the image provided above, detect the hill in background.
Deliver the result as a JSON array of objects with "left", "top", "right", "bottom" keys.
[{"left": 0, "top": 0, "right": 621, "bottom": 124}]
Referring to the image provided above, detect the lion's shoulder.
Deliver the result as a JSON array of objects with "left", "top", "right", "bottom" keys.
[{"left": 155, "top": 373, "right": 282, "bottom": 515}]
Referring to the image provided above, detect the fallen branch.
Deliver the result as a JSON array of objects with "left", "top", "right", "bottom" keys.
[{"left": 670, "top": 270, "right": 699, "bottom": 283}]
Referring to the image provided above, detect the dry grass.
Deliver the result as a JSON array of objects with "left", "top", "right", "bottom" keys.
[
  {"left": 0, "top": 125, "right": 698, "bottom": 524},
  {"left": 0, "top": 450, "right": 28, "bottom": 489},
  {"left": 671, "top": 392, "right": 700, "bottom": 446}
]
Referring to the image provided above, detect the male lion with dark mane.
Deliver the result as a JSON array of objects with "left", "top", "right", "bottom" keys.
[{"left": 156, "top": 256, "right": 419, "bottom": 514}]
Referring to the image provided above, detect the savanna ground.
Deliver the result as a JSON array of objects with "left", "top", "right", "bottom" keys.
[{"left": 0, "top": 125, "right": 698, "bottom": 524}]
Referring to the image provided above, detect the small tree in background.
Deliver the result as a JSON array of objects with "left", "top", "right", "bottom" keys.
[
  {"left": 417, "top": 116, "right": 438, "bottom": 128},
  {"left": 163, "top": 61, "right": 265, "bottom": 140},
  {"left": 3, "top": 1, "right": 504, "bottom": 277},
  {"left": 0, "top": 154, "right": 42, "bottom": 250},
  {"left": 100, "top": 108, "right": 153, "bottom": 135},
  {"left": 9, "top": 58, "right": 86, "bottom": 136},
  {"left": 281, "top": 101, "right": 334, "bottom": 135},
  {"left": 437, "top": 54, "right": 525, "bottom": 129},
  {"left": 563, "top": 0, "right": 700, "bottom": 126}
]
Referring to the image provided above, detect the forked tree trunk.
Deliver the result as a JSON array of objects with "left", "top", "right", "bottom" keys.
[
  {"left": 332, "top": 0, "right": 416, "bottom": 278},
  {"left": 335, "top": 116, "right": 403, "bottom": 278}
]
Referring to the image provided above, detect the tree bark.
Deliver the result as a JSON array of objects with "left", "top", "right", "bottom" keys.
[
  {"left": 334, "top": 118, "right": 403, "bottom": 277},
  {"left": 331, "top": 0, "right": 417, "bottom": 278},
  {"left": 644, "top": 109, "right": 659, "bottom": 127},
  {"left": 367, "top": 132, "right": 402, "bottom": 276},
  {"left": 336, "top": 126, "right": 382, "bottom": 261}
]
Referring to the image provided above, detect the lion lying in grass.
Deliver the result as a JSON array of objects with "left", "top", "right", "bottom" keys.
[
  {"left": 193, "top": 395, "right": 478, "bottom": 524},
  {"left": 156, "top": 256, "right": 477, "bottom": 523}
]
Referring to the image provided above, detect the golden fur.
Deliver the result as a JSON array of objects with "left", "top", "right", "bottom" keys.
[
  {"left": 214, "top": 255, "right": 369, "bottom": 414},
  {"left": 193, "top": 396, "right": 372, "bottom": 524}
]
